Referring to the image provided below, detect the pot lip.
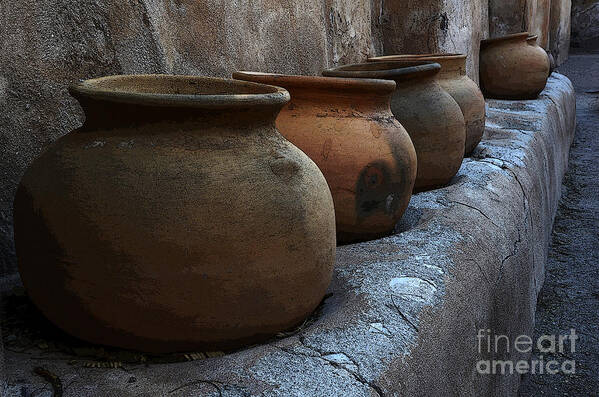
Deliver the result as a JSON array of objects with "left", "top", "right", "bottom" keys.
[
  {"left": 69, "top": 74, "right": 291, "bottom": 108},
  {"left": 322, "top": 61, "right": 441, "bottom": 81},
  {"left": 368, "top": 53, "right": 466, "bottom": 62},
  {"left": 481, "top": 32, "right": 530, "bottom": 47},
  {"left": 232, "top": 71, "right": 397, "bottom": 94},
  {"left": 527, "top": 34, "right": 539, "bottom": 41}
]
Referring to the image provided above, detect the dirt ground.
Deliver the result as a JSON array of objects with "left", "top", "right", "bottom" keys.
[{"left": 519, "top": 52, "right": 599, "bottom": 396}]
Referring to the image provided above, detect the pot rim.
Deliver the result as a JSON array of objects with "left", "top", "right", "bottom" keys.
[
  {"left": 322, "top": 61, "right": 441, "bottom": 81},
  {"left": 69, "top": 74, "right": 291, "bottom": 109},
  {"left": 368, "top": 53, "right": 466, "bottom": 62},
  {"left": 481, "top": 32, "right": 530, "bottom": 47},
  {"left": 232, "top": 71, "right": 397, "bottom": 94}
]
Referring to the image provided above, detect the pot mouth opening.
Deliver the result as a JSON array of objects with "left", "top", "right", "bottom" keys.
[
  {"left": 232, "top": 71, "right": 397, "bottom": 95},
  {"left": 69, "top": 74, "right": 290, "bottom": 109},
  {"left": 322, "top": 61, "right": 441, "bottom": 81},
  {"left": 481, "top": 32, "right": 530, "bottom": 47},
  {"left": 368, "top": 53, "right": 466, "bottom": 62}
]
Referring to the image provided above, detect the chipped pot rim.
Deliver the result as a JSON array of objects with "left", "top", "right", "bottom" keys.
[
  {"left": 232, "top": 71, "right": 397, "bottom": 95},
  {"left": 69, "top": 74, "right": 290, "bottom": 109},
  {"left": 481, "top": 32, "right": 531, "bottom": 47},
  {"left": 322, "top": 61, "right": 441, "bottom": 82},
  {"left": 368, "top": 53, "right": 466, "bottom": 62}
]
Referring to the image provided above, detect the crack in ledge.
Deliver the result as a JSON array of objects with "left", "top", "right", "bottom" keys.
[{"left": 274, "top": 336, "right": 385, "bottom": 397}]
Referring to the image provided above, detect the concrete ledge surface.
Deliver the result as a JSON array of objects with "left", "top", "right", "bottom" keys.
[{"left": 3, "top": 74, "right": 576, "bottom": 397}]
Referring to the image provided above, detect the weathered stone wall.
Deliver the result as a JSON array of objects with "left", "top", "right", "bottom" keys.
[
  {"left": 571, "top": 0, "right": 599, "bottom": 49},
  {"left": 371, "top": 0, "right": 489, "bottom": 80},
  {"left": 534, "top": 0, "right": 553, "bottom": 48},
  {"left": 550, "top": 0, "right": 572, "bottom": 63},
  {"left": 489, "top": 0, "right": 531, "bottom": 36}
]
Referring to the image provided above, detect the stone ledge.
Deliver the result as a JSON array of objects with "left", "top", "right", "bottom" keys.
[{"left": 3, "top": 74, "right": 576, "bottom": 397}]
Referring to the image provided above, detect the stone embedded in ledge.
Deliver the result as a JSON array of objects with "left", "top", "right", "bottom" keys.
[{"left": 3, "top": 74, "right": 576, "bottom": 397}]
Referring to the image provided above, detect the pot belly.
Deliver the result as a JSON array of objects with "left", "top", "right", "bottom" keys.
[
  {"left": 276, "top": 111, "right": 417, "bottom": 243},
  {"left": 14, "top": 131, "right": 336, "bottom": 353}
]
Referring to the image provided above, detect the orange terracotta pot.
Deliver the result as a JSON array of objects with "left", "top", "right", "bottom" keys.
[
  {"left": 480, "top": 32, "right": 550, "bottom": 99},
  {"left": 233, "top": 72, "right": 417, "bottom": 243},
  {"left": 323, "top": 62, "right": 466, "bottom": 192},
  {"left": 368, "top": 54, "right": 486, "bottom": 156},
  {"left": 14, "top": 75, "right": 336, "bottom": 353}
]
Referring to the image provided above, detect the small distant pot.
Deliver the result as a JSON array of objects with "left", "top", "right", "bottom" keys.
[
  {"left": 323, "top": 62, "right": 466, "bottom": 192},
  {"left": 368, "top": 53, "right": 485, "bottom": 156},
  {"left": 233, "top": 72, "right": 417, "bottom": 243},
  {"left": 14, "top": 75, "right": 337, "bottom": 353},
  {"left": 480, "top": 32, "right": 550, "bottom": 99}
]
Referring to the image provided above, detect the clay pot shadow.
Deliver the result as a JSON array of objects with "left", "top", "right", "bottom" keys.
[
  {"left": 2, "top": 292, "right": 334, "bottom": 365},
  {"left": 394, "top": 207, "right": 425, "bottom": 234}
]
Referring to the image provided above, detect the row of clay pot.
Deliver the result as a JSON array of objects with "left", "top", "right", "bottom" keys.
[
  {"left": 235, "top": 56, "right": 487, "bottom": 243},
  {"left": 14, "top": 54, "right": 487, "bottom": 354},
  {"left": 322, "top": 61, "right": 470, "bottom": 192},
  {"left": 366, "top": 54, "right": 486, "bottom": 156},
  {"left": 232, "top": 72, "right": 417, "bottom": 244},
  {"left": 480, "top": 32, "right": 551, "bottom": 99}
]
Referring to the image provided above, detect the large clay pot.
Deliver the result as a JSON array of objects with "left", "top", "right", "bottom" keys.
[
  {"left": 480, "top": 32, "right": 550, "bottom": 99},
  {"left": 14, "top": 75, "right": 337, "bottom": 353},
  {"left": 232, "top": 72, "right": 417, "bottom": 243},
  {"left": 323, "top": 62, "right": 466, "bottom": 192},
  {"left": 368, "top": 54, "right": 486, "bottom": 156}
]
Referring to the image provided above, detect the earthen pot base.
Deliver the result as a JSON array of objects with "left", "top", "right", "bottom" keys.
[
  {"left": 3, "top": 293, "right": 328, "bottom": 358},
  {"left": 337, "top": 230, "right": 395, "bottom": 245},
  {"left": 413, "top": 180, "right": 454, "bottom": 194}
]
